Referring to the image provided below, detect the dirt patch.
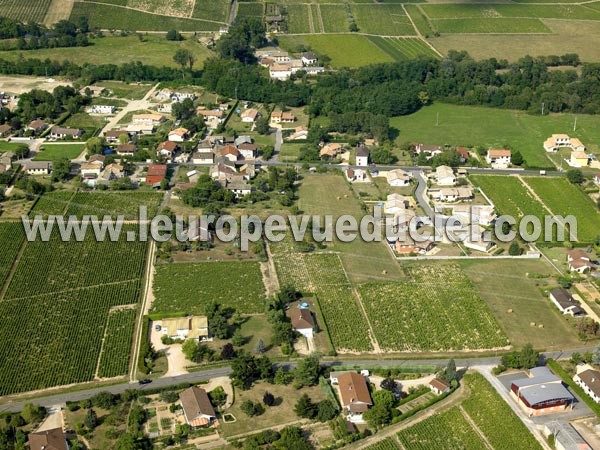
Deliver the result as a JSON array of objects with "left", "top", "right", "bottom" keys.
[
  {"left": 127, "top": 0, "right": 195, "bottom": 18},
  {"left": 44, "top": 0, "right": 75, "bottom": 25},
  {"left": 0, "top": 75, "right": 71, "bottom": 95}
]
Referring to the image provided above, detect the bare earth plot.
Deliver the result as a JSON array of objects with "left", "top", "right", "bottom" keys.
[{"left": 43, "top": 0, "right": 75, "bottom": 25}]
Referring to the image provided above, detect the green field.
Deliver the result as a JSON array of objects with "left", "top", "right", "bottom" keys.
[
  {"left": 351, "top": 4, "right": 416, "bottom": 36},
  {"left": 358, "top": 264, "right": 508, "bottom": 352},
  {"left": 70, "top": 2, "right": 222, "bottom": 31},
  {"left": 65, "top": 191, "right": 163, "bottom": 219},
  {"left": 524, "top": 177, "right": 600, "bottom": 243},
  {"left": 320, "top": 5, "right": 349, "bottom": 33},
  {"left": 286, "top": 4, "right": 311, "bottom": 33},
  {"left": 0, "top": 141, "right": 27, "bottom": 152},
  {"left": 236, "top": 2, "right": 263, "bottom": 18},
  {"left": 151, "top": 261, "right": 266, "bottom": 315},
  {"left": 97, "top": 307, "right": 137, "bottom": 378},
  {"left": 397, "top": 372, "right": 542, "bottom": 450},
  {"left": 0, "top": 222, "right": 24, "bottom": 291},
  {"left": 0, "top": 0, "right": 51, "bottom": 22},
  {"left": 279, "top": 34, "right": 394, "bottom": 68},
  {"left": 33, "top": 143, "right": 86, "bottom": 162},
  {"left": 99, "top": 81, "right": 153, "bottom": 100},
  {"left": 0, "top": 35, "right": 215, "bottom": 69},
  {"left": 192, "top": 0, "right": 230, "bottom": 22},
  {"left": 368, "top": 37, "right": 440, "bottom": 61},
  {"left": 29, "top": 191, "right": 76, "bottom": 218},
  {"left": 432, "top": 18, "right": 550, "bottom": 34},
  {"left": 363, "top": 438, "right": 400, "bottom": 450},
  {"left": 404, "top": 4, "right": 436, "bottom": 36},
  {"left": 390, "top": 103, "right": 600, "bottom": 169}
]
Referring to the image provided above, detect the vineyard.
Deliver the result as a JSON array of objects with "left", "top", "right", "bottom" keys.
[
  {"left": 369, "top": 37, "right": 440, "bottom": 61},
  {"left": 5, "top": 225, "right": 148, "bottom": 299},
  {"left": 0, "top": 0, "right": 52, "bottom": 22},
  {"left": 97, "top": 307, "right": 137, "bottom": 378},
  {"left": 397, "top": 373, "right": 542, "bottom": 450},
  {"left": 151, "top": 261, "right": 266, "bottom": 315},
  {"left": 274, "top": 252, "right": 373, "bottom": 352},
  {"left": 0, "top": 281, "right": 141, "bottom": 395},
  {"left": 363, "top": 437, "right": 400, "bottom": 450},
  {"left": 461, "top": 373, "right": 542, "bottom": 450},
  {"left": 65, "top": 191, "right": 163, "bottom": 219},
  {"left": 358, "top": 264, "right": 508, "bottom": 351},
  {"left": 29, "top": 191, "right": 75, "bottom": 218},
  {"left": 0, "top": 222, "right": 24, "bottom": 291}
]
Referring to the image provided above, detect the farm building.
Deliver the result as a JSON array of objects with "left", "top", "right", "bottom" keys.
[
  {"left": 549, "top": 288, "right": 586, "bottom": 316},
  {"left": 429, "top": 378, "right": 451, "bottom": 395},
  {"left": 334, "top": 372, "right": 373, "bottom": 423},
  {"left": 356, "top": 145, "right": 369, "bottom": 167},
  {"left": 510, "top": 367, "right": 574, "bottom": 416},
  {"left": 544, "top": 421, "right": 592, "bottom": 450},
  {"left": 574, "top": 368, "right": 600, "bottom": 403},
  {"left": 161, "top": 316, "right": 209, "bottom": 341},
  {"left": 28, "top": 428, "right": 68, "bottom": 450},
  {"left": 288, "top": 308, "right": 314, "bottom": 338},
  {"left": 179, "top": 386, "right": 216, "bottom": 428},
  {"left": 25, "top": 161, "right": 52, "bottom": 175}
]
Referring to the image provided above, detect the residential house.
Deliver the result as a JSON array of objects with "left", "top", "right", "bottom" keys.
[
  {"left": 301, "top": 52, "right": 318, "bottom": 66},
  {"left": 384, "top": 194, "right": 411, "bottom": 215},
  {"left": 162, "top": 316, "right": 209, "bottom": 340},
  {"left": 356, "top": 145, "right": 369, "bottom": 167},
  {"left": 210, "top": 162, "right": 237, "bottom": 181},
  {"left": 394, "top": 235, "right": 434, "bottom": 255},
  {"left": 171, "top": 92, "right": 196, "bottom": 103},
  {"left": 438, "top": 187, "right": 473, "bottom": 202},
  {"left": 27, "top": 119, "right": 47, "bottom": 134},
  {"left": 224, "top": 178, "right": 253, "bottom": 198},
  {"left": 80, "top": 162, "right": 103, "bottom": 180},
  {"left": 510, "top": 367, "right": 574, "bottom": 416},
  {"left": 385, "top": 169, "right": 411, "bottom": 187},
  {"left": 98, "top": 163, "right": 124, "bottom": 183},
  {"left": 574, "top": 368, "right": 600, "bottom": 403},
  {"left": 192, "top": 151, "right": 214, "bottom": 165},
  {"left": 0, "top": 151, "right": 14, "bottom": 171},
  {"left": 335, "top": 372, "right": 373, "bottom": 423},
  {"left": 105, "top": 129, "right": 129, "bottom": 144},
  {"left": 49, "top": 126, "right": 83, "bottom": 140},
  {"left": 456, "top": 146, "right": 470, "bottom": 163},
  {"left": 25, "top": 161, "right": 52, "bottom": 175},
  {"left": 168, "top": 128, "right": 190, "bottom": 143},
  {"left": 238, "top": 143, "right": 258, "bottom": 160},
  {"left": 116, "top": 144, "right": 137, "bottom": 157},
  {"left": 157, "top": 103, "right": 172, "bottom": 114},
  {"left": 88, "top": 105, "right": 115, "bottom": 115},
  {"left": 132, "top": 113, "right": 164, "bottom": 126},
  {"left": 0, "top": 124, "right": 13, "bottom": 137},
  {"left": 549, "top": 288, "right": 586, "bottom": 316},
  {"left": 345, "top": 167, "right": 367, "bottom": 182},
  {"left": 146, "top": 164, "right": 168, "bottom": 185},
  {"left": 544, "top": 134, "right": 586, "bottom": 152},
  {"left": 288, "top": 126, "right": 308, "bottom": 140},
  {"left": 486, "top": 149, "right": 511, "bottom": 168},
  {"left": 221, "top": 145, "right": 240, "bottom": 162},
  {"left": 464, "top": 236, "right": 495, "bottom": 253},
  {"left": 429, "top": 378, "right": 451, "bottom": 395},
  {"left": 271, "top": 110, "right": 295, "bottom": 124},
  {"left": 157, "top": 141, "right": 178, "bottom": 159},
  {"left": 435, "top": 165, "right": 456, "bottom": 186},
  {"left": 320, "top": 143, "right": 342, "bottom": 158},
  {"left": 570, "top": 151, "right": 589, "bottom": 168},
  {"left": 126, "top": 124, "right": 154, "bottom": 135},
  {"left": 452, "top": 204, "right": 497, "bottom": 227},
  {"left": 197, "top": 109, "right": 224, "bottom": 128},
  {"left": 184, "top": 220, "right": 213, "bottom": 242},
  {"left": 289, "top": 308, "right": 313, "bottom": 338},
  {"left": 567, "top": 249, "right": 594, "bottom": 274},
  {"left": 269, "top": 63, "right": 293, "bottom": 80},
  {"left": 234, "top": 136, "right": 252, "bottom": 147},
  {"left": 179, "top": 386, "right": 217, "bottom": 427},
  {"left": 414, "top": 144, "right": 443, "bottom": 156},
  {"left": 241, "top": 108, "right": 259, "bottom": 123},
  {"left": 270, "top": 51, "right": 291, "bottom": 63},
  {"left": 28, "top": 428, "right": 69, "bottom": 450}
]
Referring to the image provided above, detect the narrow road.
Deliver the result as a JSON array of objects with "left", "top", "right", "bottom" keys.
[
  {"left": 99, "top": 83, "right": 160, "bottom": 136},
  {"left": 272, "top": 127, "right": 283, "bottom": 162},
  {"left": 228, "top": 0, "right": 238, "bottom": 27}
]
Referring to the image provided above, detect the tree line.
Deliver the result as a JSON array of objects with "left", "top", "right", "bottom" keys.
[{"left": 0, "top": 16, "right": 91, "bottom": 51}]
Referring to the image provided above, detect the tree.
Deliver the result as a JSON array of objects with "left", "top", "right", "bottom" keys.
[
  {"left": 567, "top": 169, "right": 584, "bottom": 184},
  {"left": 263, "top": 391, "right": 275, "bottom": 406},
  {"left": 508, "top": 241, "right": 522, "bottom": 256},
  {"left": 173, "top": 48, "right": 194, "bottom": 73},
  {"left": 232, "top": 330, "right": 246, "bottom": 347},
  {"left": 519, "top": 344, "right": 539, "bottom": 369},
  {"left": 372, "top": 390, "right": 395, "bottom": 411},
  {"left": 294, "top": 354, "right": 320, "bottom": 387},
  {"left": 294, "top": 394, "right": 317, "bottom": 419},
  {"left": 166, "top": 29, "right": 183, "bottom": 41},
  {"left": 592, "top": 344, "right": 600, "bottom": 366},
  {"left": 256, "top": 338, "right": 266, "bottom": 354},
  {"left": 274, "top": 367, "right": 294, "bottom": 385},
  {"left": 240, "top": 399, "right": 264, "bottom": 417},
  {"left": 255, "top": 117, "right": 270, "bottom": 135},
  {"left": 511, "top": 150, "right": 524, "bottom": 166},
  {"left": 209, "top": 386, "right": 227, "bottom": 409},
  {"left": 21, "top": 403, "right": 46, "bottom": 424},
  {"left": 316, "top": 399, "right": 338, "bottom": 422},
  {"left": 370, "top": 145, "right": 395, "bottom": 165},
  {"left": 444, "top": 359, "right": 457, "bottom": 383},
  {"left": 52, "top": 157, "right": 71, "bottom": 181},
  {"left": 273, "top": 426, "right": 311, "bottom": 450},
  {"left": 14, "top": 144, "right": 29, "bottom": 159},
  {"left": 114, "top": 433, "right": 136, "bottom": 450},
  {"left": 220, "top": 343, "right": 235, "bottom": 360},
  {"left": 380, "top": 377, "right": 397, "bottom": 392},
  {"left": 84, "top": 408, "right": 98, "bottom": 429}
]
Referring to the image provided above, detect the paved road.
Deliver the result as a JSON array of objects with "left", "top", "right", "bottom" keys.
[
  {"left": 99, "top": 83, "right": 160, "bottom": 136},
  {"left": 272, "top": 128, "right": 283, "bottom": 162},
  {"left": 0, "top": 347, "right": 591, "bottom": 413}
]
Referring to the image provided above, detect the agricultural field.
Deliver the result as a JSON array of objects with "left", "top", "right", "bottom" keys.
[
  {"left": 319, "top": 5, "right": 349, "bottom": 33},
  {"left": 397, "top": 372, "right": 542, "bottom": 450},
  {"left": 460, "top": 258, "right": 582, "bottom": 349},
  {"left": 97, "top": 307, "right": 137, "bottom": 378},
  {"left": 523, "top": 177, "right": 600, "bottom": 243},
  {"left": 351, "top": 4, "right": 416, "bottom": 36},
  {"left": 0, "top": 222, "right": 24, "bottom": 291},
  {"left": 5, "top": 226, "right": 148, "bottom": 299},
  {"left": 151, "top": 261, "right": 266, "bottom": 315},
  {"left": 33, "top": 143, "right": 86, "bottom": 162},
  {"left": 432, "top": 18, "right": 549, "bottom": 34},
  {"left": 368, "top": 37, "right": 440, "bottom": 61},
  {"left": 358, "top": 264, "right": 508, "bottom": 352},
  {"left": 274, "top": 251, "right": 373, "bottom": 352},
  {"left": 0, "top": 281, "right": 142, "bottom": 395},
  {"left": 286, "top": 4, "right": 311, "bottom": 34},
  {"left": 461, "top": 372, "right": 542, "bottom": 450},
  {"left": 29, "top": 190, "right": 75, "bottom": 218},
  {"left": 397, "top": 407, "right": 487, "bottom": 450},
  {"left": 363, "top": 438, "right": 400, "bottom": 450},
  {"left": 99, "top": 81, "right": 153, "bottom": 100},
  {"left": 193, "top": 0, "right": 230, "bottom": 22},
  {"left": 236, "top": 2, "right": 263, "bottom": 19},
  {"left": 279, "top": 34, "right": 394, "bottom": 68},
  {"left": 404, "top": 5, "right": 436, "bottom": 37},
  {"left": 390, "top": 103, "right": 600, "bottom": 168},
  {"left": 70, "top": 2, "right": 221, "bottom": 31},
  {"left": 0, "top": 0, "right": 52, "bottom": 22},
  {"left": 65, "top": 191, "right": 163, "bottom": 219}
]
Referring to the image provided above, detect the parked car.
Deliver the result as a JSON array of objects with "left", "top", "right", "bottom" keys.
[{"left": 138, "top": 379, "right": 152, "bottom": 385}]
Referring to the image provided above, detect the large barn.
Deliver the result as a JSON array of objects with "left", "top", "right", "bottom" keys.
[{"left": 510, "top": 367, "right": 574, "bottom": 416}]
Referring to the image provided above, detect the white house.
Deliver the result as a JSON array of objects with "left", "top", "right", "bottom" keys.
[
  {"left": 289, "top": 308, "right": 313, "bottom": 338},
  {"left": 179, "top": 386, "right": 216, "bottom": 428},
  {"left": 486, "top": 149, "right": 511, "bottom": 168},
  {"left": 88, "top": 105, "right": 116, "bottom": 115},
  {"left": 544, "top": 134, "right": 586, "bottom": 152},
  {"left": 438, "top": 187, "right": 473, "bottom": 203},
  {"left": 25, "top": 161, "right": 52, "bottom": 175},
  {"left": 192, "top": 151, "right": 214, "bottom": 165},
  {"left": 80, "top": 162, "right": 103, "bottom": 179},
  {"left": 574, "top": 369, "right": 600, "bottom": 403},
  {"left": 335, "top": 372, "right": 373, "bottom": 423},
  {"left": 241, "top": 108, "right": 259, "bottom": 123},
  {"left": 549, "top": 288, "right": 586, "bottom": 316},
  {"left": 168, "top": 128, "right": 189, "bottom": 143},
  {"left": 385, "top": 169, "right": 411, "bottom": 187},
  {"left": 429, "top": 378, "right": 451, "bottom": 395},
  {"left": 435, "top": 165, "right": 456, "bottom": 186},
  {"left": 161, "top": 316, "right": 209, "bottom": 340},
  {"left": 301, "top": 52, "right": 318, "bottom": 66},
  {"left": 288, "top": 126, "right": 308, "bottom": 140},
  {"left": 356, "top": 145, "right": 369, "bottom": 167},
  {"left": 132, "top": 113, "right": 164, "bottom": 126},
  {"left": 49, "top": 126, "right": 83, "bottom": 140}
]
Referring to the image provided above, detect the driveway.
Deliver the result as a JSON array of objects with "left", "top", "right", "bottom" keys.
[
  {"left": 150, "top": 321, "right": 189, "bottom": 377},
  {"left": 36, "top": 408, "right": 64, "bottom": 432}
]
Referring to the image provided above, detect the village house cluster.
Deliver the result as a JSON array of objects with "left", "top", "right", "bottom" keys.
[{"left": 256, "top": 49, "right": 325, "bottom": 80}]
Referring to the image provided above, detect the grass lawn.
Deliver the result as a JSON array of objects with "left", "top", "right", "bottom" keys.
[
  {"left": 390, "top": 103, "right": 600, "bottom": 169},
  {"left": 33, "top": 143, "right": 86, "bottom": 162},
  {"left": 279, "top": 143, "right": 304, "bottom": 162},
  {"left": 297, "top": 174, "right": 402, "bottom": 283},
  {"left": 0, "top": 141, "right": 27, "bottom": 152},
  {"left": 100, "top": 81, "right": 153, "bottom": 100},
  {"left": 458, "top": 258, "right": 582, "bottom": 350},
  {"left": 63, "top": 112, "right": 106, "bottom": 130},
  {"left": 219, "top": 382, "right": 326, "bottom": 438},
  {"left": 0, "top": 35, "right": 214, "bottom": 69},
  {"left": 278, "top": 34, "right": 394, "bottom": 68}
]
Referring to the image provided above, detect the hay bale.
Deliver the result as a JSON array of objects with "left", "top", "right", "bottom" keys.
[
  {"left": 538, "top": 324, "right": 544, "bottom": 328},
  {"left": 530, "top": 322, "right": 536, "bottom": 327},
  {"left": 507, "top": 309, "right": 513, "bottom": 313}
]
